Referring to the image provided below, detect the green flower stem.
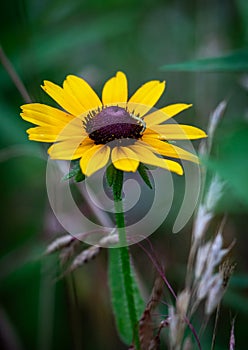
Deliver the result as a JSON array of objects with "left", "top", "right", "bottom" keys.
[{"left": 113, "top": 196, "right": 140, "bottom": 350}]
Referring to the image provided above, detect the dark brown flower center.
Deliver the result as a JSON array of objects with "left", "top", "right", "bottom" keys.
[{"left": 84, "top": 106, "right": 145, "bottom": 145}]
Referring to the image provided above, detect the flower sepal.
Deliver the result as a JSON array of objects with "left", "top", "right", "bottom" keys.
[
  {"left": 61, "top": 160, "right": 85, "bottom": 183},
  {"left": 106, "top": 163, "right": 124, "bottom": 201},
  {"left": 137, "top": 163, "right": 153, "bottom": 189},
  {"left": 106, "top": 162, "right": 153, "bottom": 200}
]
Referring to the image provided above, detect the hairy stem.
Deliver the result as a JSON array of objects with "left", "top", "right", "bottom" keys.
[{"left": 113, "top": 196, "right": 140, "bottom": 349}]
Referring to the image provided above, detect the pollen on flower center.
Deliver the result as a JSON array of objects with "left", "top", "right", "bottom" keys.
[{"left": 84, "top": 106, "right": 145, "bottom": 145}]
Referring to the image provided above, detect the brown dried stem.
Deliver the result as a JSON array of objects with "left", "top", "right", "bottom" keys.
[{"left": 0, "top": 45, "right": 31, "bottom": 103}]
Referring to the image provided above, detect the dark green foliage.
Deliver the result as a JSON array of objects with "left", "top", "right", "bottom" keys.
[{"left": 161, "top": 49, "right": 248, "bottom": 72}]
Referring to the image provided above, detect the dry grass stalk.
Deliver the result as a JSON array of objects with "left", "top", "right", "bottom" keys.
[
  {"left": 182, "top": 337, "right": 193, "bottom": 350},
  {"left": 210, "top": 261, "right": 236, "bottom": 350},
  {"left": 148, "top": 336, "right": 160, "bottom": 350},
  {"left": 160, "top": 102, "right": 234, "bottom": 349},
  {"left": 139, "top": 308, "right": 154, "bottom": 350},
  {"left": 205, "top": 101, "right": 227, "bottom": 151},
  {"left": 138, "top": 276, "right": 164, "bottom": 350},
  {"left": 221, "top": 260, "right": 236, "bottom": 288},
  {"left": 199, "top": 101, "right": 226, "bottom": 155},
  {"left": 45, "top": 234, "right": 101, "bottom": 277},
  {"left": 45, "top": 235, "right": 75, "bottom": 255},
  {"left": 176, "top": 289, "right": 190, "bottom": 317},
  {"left": 147, "top": 275, "right": 164, "bottom": 311},
  {"left": 187, "top": 175, "right": 225, "bottom": 289},
  {"left": 59, "top": 240, "right": 82, "bottom": 265},
  {"left": 168, "top": 305, "right": 185, "bottom": 350},
  {"left": 69, "top": 246, "right": 100, "bottom": 272},
  {"left": 229, "top": 318, "right": 236, "bottom": 350},
  {"left": 189, "top": 227, "right": 233, "bottom": 320},
  {"left": 98, "top": 232, "right": 119, "bottom": 247}
]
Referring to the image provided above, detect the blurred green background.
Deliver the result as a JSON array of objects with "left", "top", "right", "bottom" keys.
[{"left": 1, "top": 0, "right": 248, "bottom": 349}]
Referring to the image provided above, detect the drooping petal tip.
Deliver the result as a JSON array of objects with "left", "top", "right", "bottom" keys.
[
  {"left": 111, "top": 146, "right": 139, "bottom": 172},
  {"left": 80, "top": 145, "right": 110, "bottom": 176}
]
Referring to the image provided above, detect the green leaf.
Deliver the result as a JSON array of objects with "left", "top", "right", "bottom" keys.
[
  {"left": 160, "top": 49, "right": 248, "bottom": 72},
  {"left": 205, "top": 122, "right": 248, "bottom": 207},
  {"left": 108, "top": 248, "right": 144, "bottom": 345},
  {"left": 137, "top": 163, "right": 152, "bottom": 189}
]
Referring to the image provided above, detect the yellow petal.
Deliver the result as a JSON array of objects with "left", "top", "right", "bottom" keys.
[
  {"left": 149, "top": 124, "right": 207, "bottom": 140},
  {"left": 144, "top": 103, "right": 192, "bottom": 127},
  {"left": 27, "top": 126, "right": 62, "bottom": 142},
  {"left": 128, "top": 80, "right": 166, "bottom": 117},
  {"left": 25, "top": 109, "right": 87, "bottom": 143},
  {"left": 130, "top": 142, "right": 183, "bottom": 175},
  {"left": 102, "top": 71, "right": 128, "bottom": 106},
  {"left": 111, "top": 146, "right": 139, "bottom": 172},
  {"left": 63, "top": 75, "right": 102, "bottom": 114},
  {"left": 27, "top": 124, "right": 87, "bottom": 142},
  {"left": 48, "top": 137, "right": 93, "bottom": 160},
  {"left": 142, "top": 135, "right": 199, "bottom": 163},
  {"left": 80, "top": 145, "right": 110, "bottom": 176},
  {"left": 20, "top": 103, "right": 74, "bottom": 127},
  {"left": 42, "top": 80, "right": 85, "bottom": 116}
]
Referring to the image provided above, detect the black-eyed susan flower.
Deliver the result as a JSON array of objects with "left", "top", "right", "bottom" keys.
[{"left": 20, "top": 71, "right": 207, "bottom": 177}]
